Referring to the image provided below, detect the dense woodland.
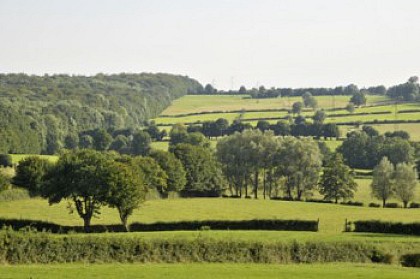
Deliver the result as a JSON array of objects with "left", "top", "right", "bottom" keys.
[{"left": 0, "top": 73, "right": 202, "bottom": 154}]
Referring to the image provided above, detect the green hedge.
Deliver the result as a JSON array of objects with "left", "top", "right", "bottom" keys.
[
  {"left": 130, "top": 219, "right": 319, "bottom": 232},
  {"left": 351, "top": 220, "right": 420, "bottom": 235},
  {"left": 0, "top": 218, "right": 319, "bottom": 234},
  {"left": 401, "top": 254, "right": 420, "bottom": 267},
  {"left": 0, "top": 229, "right": 396, "bottom": 264}
]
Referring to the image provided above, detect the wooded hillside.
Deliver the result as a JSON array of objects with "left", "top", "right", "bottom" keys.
[{"left": 0, "top": 73, "right": 202, "bottom": 154}]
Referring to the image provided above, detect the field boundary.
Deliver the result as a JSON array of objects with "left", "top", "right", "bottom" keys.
[{"left": 0, "top": 218, "right": 319, "bottom": 233}]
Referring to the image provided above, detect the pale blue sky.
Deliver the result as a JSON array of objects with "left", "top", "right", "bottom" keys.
[{"left": 0, "top": 0, "right": 419, "bottom": 89}]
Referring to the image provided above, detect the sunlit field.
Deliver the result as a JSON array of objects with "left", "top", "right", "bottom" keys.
[{"left": 1, "top": 263, "right": 419, "bottom": 279}]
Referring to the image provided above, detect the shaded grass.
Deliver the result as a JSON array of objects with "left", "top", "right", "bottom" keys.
[{"left": 0, "top": 263, "right": 419, "bottom": 279}]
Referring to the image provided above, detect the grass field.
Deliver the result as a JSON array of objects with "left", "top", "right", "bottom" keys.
[
  {"left": 9, "top": 154, "right": 58, "bottom": 164},
  {"left": 2, "top": 178, "right": 420, "bottom": 234},
  {"left": 153, "top": 95, "right": 420, "bottom": 143},
  {"left": 1, "top": 263, "right": 419, "bottom": 279},
  {"left": 373, "top": 123, "right": 420, "bottom": 141},
  {"left": 161, "top": 95, "right": 391, "bottom": 116}
]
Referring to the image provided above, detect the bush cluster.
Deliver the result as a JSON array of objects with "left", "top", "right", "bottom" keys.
[
  {"left": 340, "top": 201, "right": 364, "bottom": 207},
  {"left": 409, "top": 202, "right": 420, "bottom": 209},
  {"left": 384, "top": 203, "right": 402, "bottom": 208},
  {"left": 0, "top": 229, "right": 398, "bottom": 265},
  {"left": 401, "top": 254, "right": 420, "bottom": 267},
  {"left": 352, "top": 220, "right": 420, "bottom": 235},
  {"left": 368, "top": 202, "right": 381, "bottom": 208}
]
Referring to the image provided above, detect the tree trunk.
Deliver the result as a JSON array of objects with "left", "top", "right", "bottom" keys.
[
  {"left": 383, "top": 199, "right": 386, "bottom": 208},
  {"left": 403, "top": 201, "right": 408, "bottom": 208},
  {"left": 239, "top": 177, "right": 242, "bottom": 197},
  {"left": 245, "top": 181, "right": 248, "bottom": 197},
  {"left": 263, "top": 169, "right": 266, "bottom": 200},
  {"left": 83, "top": 215, "right": 92, "bottom": 233},
  {"left": 335, "top": 196, "right": 338, "bottom": 204},
  {"left": 118, "top": 208, "right": 129, "bottom": 232},
  {"left": 254, "top": 171, "right": 259, "bottom": 199}
]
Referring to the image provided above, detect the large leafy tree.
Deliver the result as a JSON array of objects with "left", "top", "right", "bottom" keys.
[
  {"left": 106, "top": 161, "right": 147, "bottom": 230},
  {"left": 302, "top": 92, "right": 318, "bottom": 109},
  {"left": 131, "top": 156, "right": 168, "bottom": 194},
  {"left": 13, "top": 156, "right": 53, "bottom": 197},
  {"left": 131, "top": 130, "right": 152, "bottom": 156},
  {"left": 292, "top": 101, "right": 303, "bottom": 115},
  {"left": 150, "top": 150, "right": 187, "bottom": 194},
  {"left": 319, "top": 153, "right": 357, "bottom": 203},
  {"left": 313, "top": 110, "right": 326, "bottom": 125},
  {"left": 276, "top": 137, "right": 323, "bottom": 200},
  {"left": 394, "top": 163, "right": 418, "bottom": 208},
  {"left": 173, "top": 143, "right": 224, "bottom": 196},
  {"left": 371, "top": 157, "right": 395, "bottom": 207},
  {"left": 350, "top": 91, "right": 367, "bottom": 106},
  {"left": 42, "top": 150, "right": 115, "bottom": 232}
]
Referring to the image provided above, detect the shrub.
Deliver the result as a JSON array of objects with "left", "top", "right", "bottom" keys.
[
  {"left": 368, "top": 202, "right": 381, "bottom": 208},
  {"left": 370, "top": 250, "right": 394, "bottom": 264},
  {"left": 130, "top": 219, "right": 319, "bottom": 232},
  {"left": 352, "top": 220, "right": 420, "bottom": 235},
  {"left": 401, "top": 254, "right": 420, "bottom": 267},
  {"left": 340, "top": 201, "right": 364, "bottom": 207},
  {"left": 384, "top": 203, "right": 401, "bottom": 208},
  {"left": 271, "top": 197, "right": 295, "bottom": 201},
  {"left": 0, "top": 154, "right": 13, "bottom": 167},
  {"left": 305, "top": 198, "right": 333, "bottom": 204},
  {"left": 0, "top": 218, "right": 320, "bottom": 234},
  {"left": 410, "top": 202, "right": 420, "bottom": 209},
  {"left": 0, "top": 229, "right": 401, "bottom": 265}
]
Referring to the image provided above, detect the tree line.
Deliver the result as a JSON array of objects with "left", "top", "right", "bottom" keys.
[
  {"left": 4, "top": 126, "right": 418, "bottom": 232},
  {"left": 194, "top": 76, "right": 419, "bottom": 101}
]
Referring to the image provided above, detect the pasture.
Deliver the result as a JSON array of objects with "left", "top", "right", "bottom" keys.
[
  {"left": 161, "top": 95, "right": 390, "bottom": 115},
  {"left": 153, "top": 95, "right": 420, "bottom": 143},
  {"left": 2, "top": 177, "right": 420, "bottom": 234},
  {"left": 1, "top": 263, "right": 419, "bottom": 279}
]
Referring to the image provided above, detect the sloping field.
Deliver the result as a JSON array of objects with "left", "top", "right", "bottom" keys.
[
  {"left": 161, "top": 95, "right": 390, "bottom": 116},
  {"left": 2, "top": 179, "right": 420, "bottom": 234}
]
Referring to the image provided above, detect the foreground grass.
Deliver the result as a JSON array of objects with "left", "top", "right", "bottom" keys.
[{"left": 1, "top": 263, "right": 419, "bottom": 279}]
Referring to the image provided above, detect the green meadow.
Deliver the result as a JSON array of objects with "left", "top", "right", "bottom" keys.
[
  {"left": 160, "top": 95, "right": 390, "bottom": 116},
  {"left": 1, "top": 263, "right": 419, "bottom": 279},
  {"left": 2, "top": 177, "right": 420, "bottom": 234}
]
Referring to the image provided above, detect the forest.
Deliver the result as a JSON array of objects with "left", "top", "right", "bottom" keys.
[{"left": 0, "top": 73, "right": 202, "bottom": 154}]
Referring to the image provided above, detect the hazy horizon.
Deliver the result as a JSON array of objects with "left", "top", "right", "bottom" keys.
[{"left": 1, "top": 0, "right": 419, "bottom": 89}]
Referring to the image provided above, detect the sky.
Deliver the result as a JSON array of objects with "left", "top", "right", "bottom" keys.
[{"left": 0, "top": 0, "right": 419, "bottom": 89}]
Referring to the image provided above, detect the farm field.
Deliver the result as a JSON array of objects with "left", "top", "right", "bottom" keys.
[
  {"left": 1, "top": 263, "right": 419, "bottom": 279},
  {"left": 2, "top": 178, "right": 420, "bottom": 234},
  {"left": 373, "top": 123, "right": 420, "bottom": 141},
  {"left": 153, "top": 95, "right": 420, "bottom": 143},
  {"left": 161, "top": 95, "right": 391, "bottom": 115}
]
